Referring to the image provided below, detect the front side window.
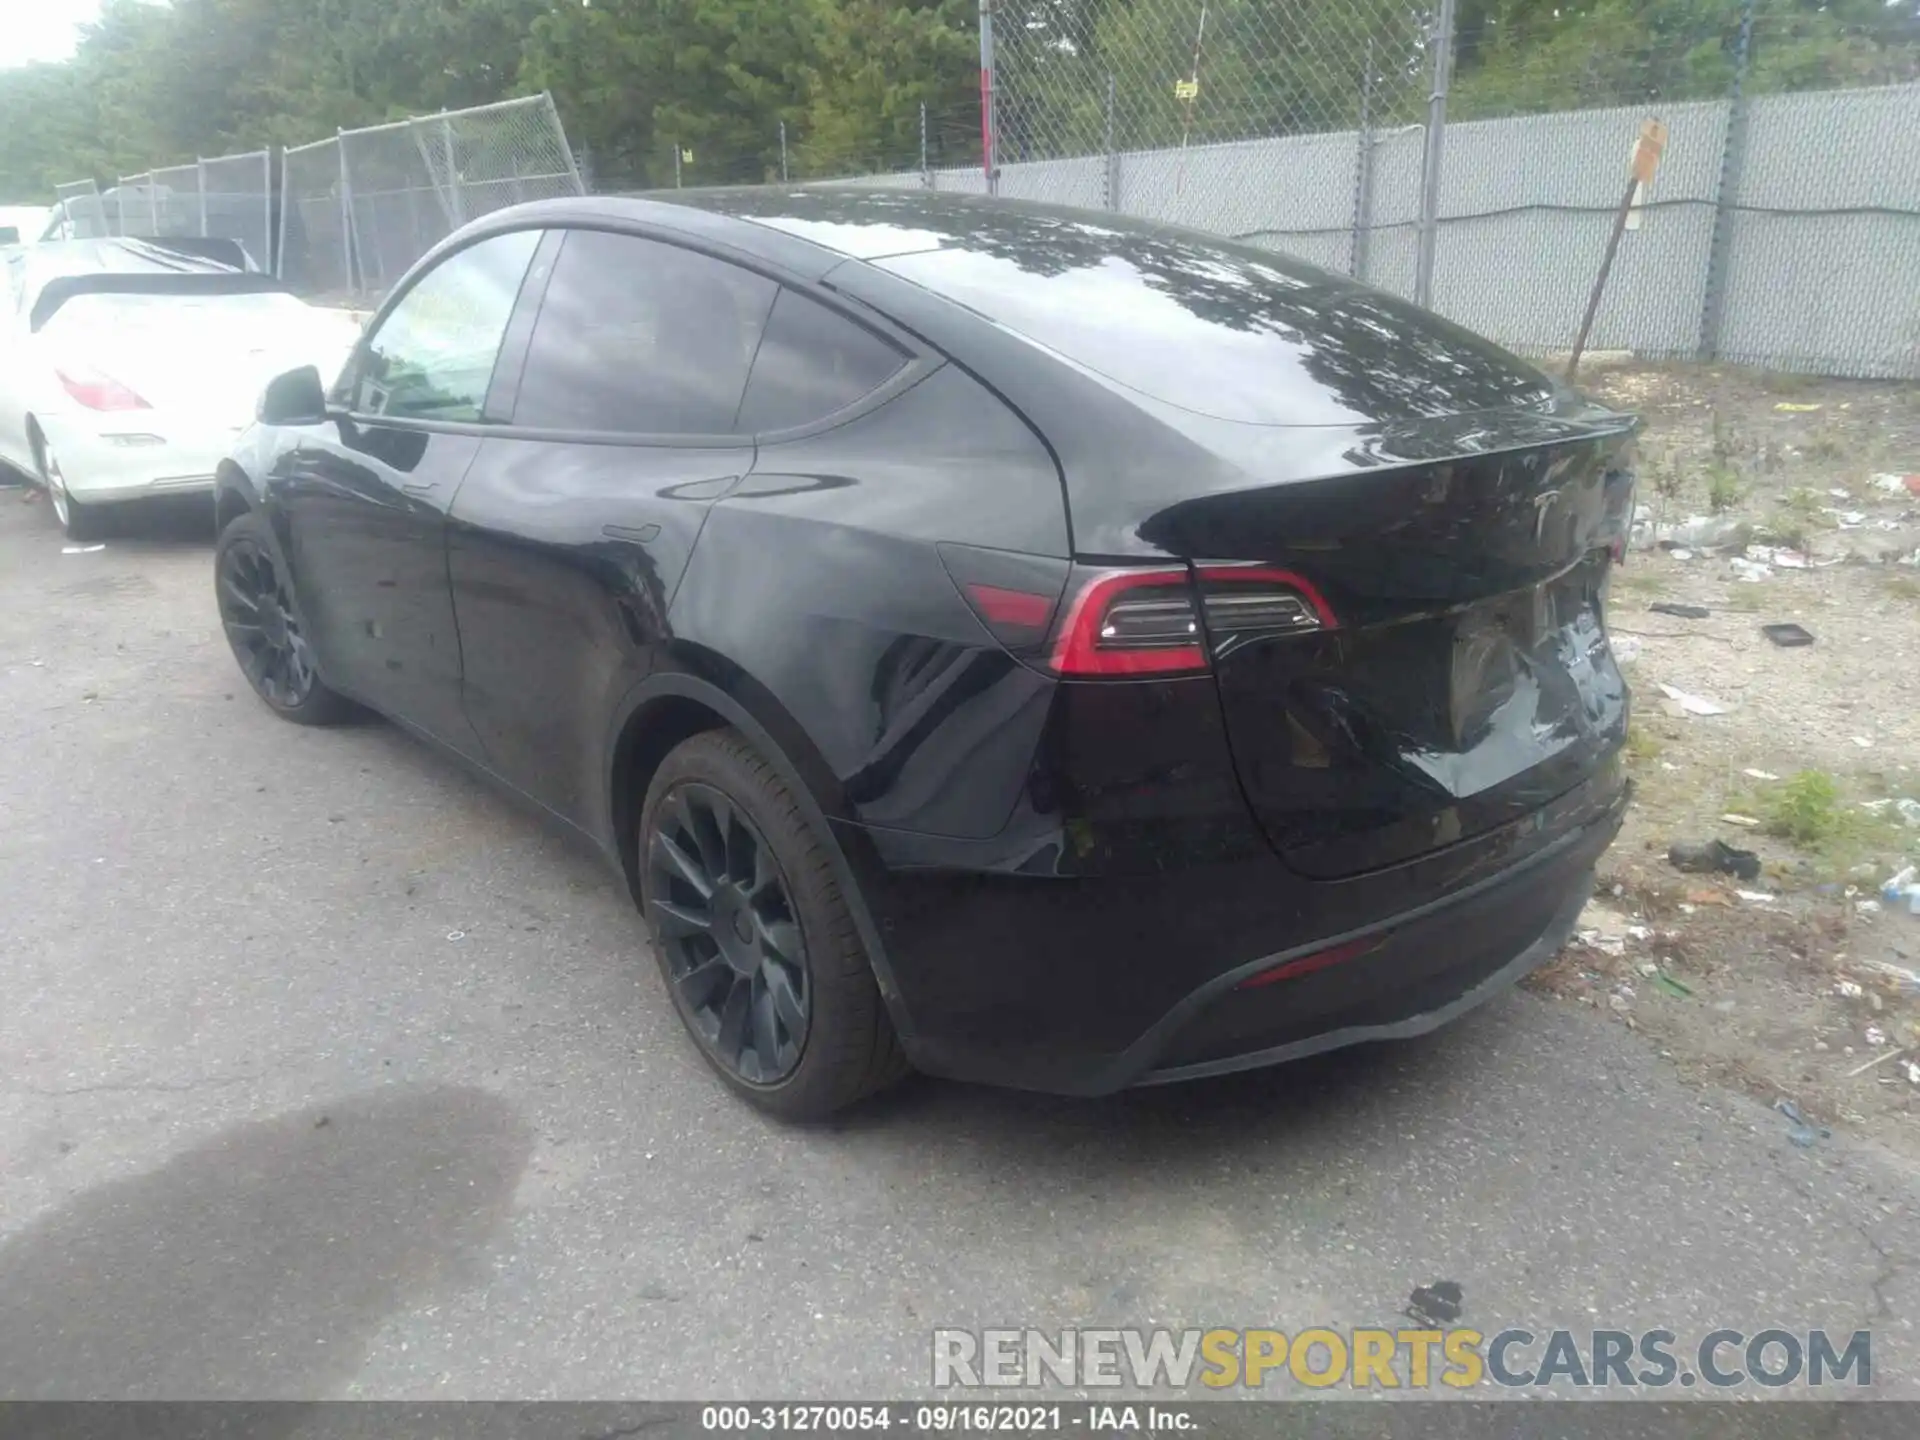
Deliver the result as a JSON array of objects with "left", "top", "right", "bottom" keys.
[
  {"left": 511, "top": 229, "right": 778, "bottom": 435},
  {"left": 347, "top": 228, "right": 541, "bottom": 421}
]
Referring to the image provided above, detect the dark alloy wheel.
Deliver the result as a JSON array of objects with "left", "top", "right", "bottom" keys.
[
  {"left": 647, "top": 781, "right": 811, "bottom": 1085},
  {"left": 639, "top": 729, "right": 909, "bottom": 1118},
  {"left": 214, "top": 510, "right": 355, "bottom": 725}
]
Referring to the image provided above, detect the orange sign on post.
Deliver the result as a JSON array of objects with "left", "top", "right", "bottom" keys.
[{"left": 1632, "top": 118, "right": 1669, "bottom": 185}]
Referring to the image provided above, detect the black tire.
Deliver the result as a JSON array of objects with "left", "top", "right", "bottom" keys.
[
  {"left": 35, "top": 433, "right": 105, "bottom": 542},
  {"left": 214, "top": 509, "right": 357, "bottom": 726},
  {"left": 639, "top": 728, "right": 910, "bottom": 1119}
]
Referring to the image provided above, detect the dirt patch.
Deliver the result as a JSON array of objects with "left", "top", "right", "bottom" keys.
[{"left": 1525, "top": 361, "right": 1920, "bottom": 1155}]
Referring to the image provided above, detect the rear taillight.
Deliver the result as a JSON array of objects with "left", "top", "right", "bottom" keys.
[
  {"left": 57, "top": 364, "right": 149, "bottom": 412},
  {"left": 1048, "top": 563, "right": 1337, "bottom": 679}
]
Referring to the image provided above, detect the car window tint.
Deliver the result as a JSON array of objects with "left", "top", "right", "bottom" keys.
[
  {"left": 350, "top": 229, "right": 540, "bottom": 421},
  {"left": 735, "top": 288, "right": 907, "bottom": 433},
  {"left": 512, "top": 229, "right": 777, "bottom": 435}
]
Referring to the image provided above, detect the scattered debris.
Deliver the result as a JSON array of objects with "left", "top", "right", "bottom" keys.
[
  {"left": 1894, "top": 798, "right": 1920, "bottom": 828},
  {"left": 1720, "top": 812, "right": 1762, "bottom": 828},
  {"left": 1658, "top": 683, "right": 1730, "bottom": 717},
  {"left": 1857, "top": 899, "right": 1884, "bottom": 917},
  {"left": 1773, "top": 402, "right": 1824, "bottom": 413},
  {"left": 1835, "top": 980, "right": 1865, "bottom": 1000},
  {"left": 1760, "top": 622, "right": 1815, "bottom": 647},
  {"left": 1728, "top": 557, "right": 1772, "bottom": 583},
  {"left": 1829, "top": 487, "right": 1854, "bottom": 500},
  {"left": 1653, "top": 972, "right": 1694, "bottom": 999},
  {"left": 1735, "top": 889, "right": 1777, "bottom": 903},
  {"left": 1684, "top": 886, "right": 1733, "bottom": 907},
  {"left": 1882, "top": 866, "right": 1920, "bottom": 915},
  {"left": 446, "top": 930, "right": 467, "bottom": 941},
  {"left": 61, "top": 544, "right": 105, "bottom": 555},
  {"left": 1611, "top": 635, "right": 1642, "bottom": 665},
  {"left": 1869, "top": 473, "right": 1920, "bottom": 496},
  {"left": 1846, "top": 1046, "right": 1910, "bottom": 1078},
  {"left": 1743, "top": 769, "right": 1780, "bottom": 781},
  {"left": 1609, "top": 991, "right": 1634, "bottom": 1013},
  {"left": 1658, "top": 514, "right": 1745, "bottom": 549},
  {"left": 1405, "top": 1280, "right": 1463, "bottom": 1327},
  {"left": 1669, "top": 839, "right": 1762, "bottom": 881},
  {"left": 1852, "top": 736, "right": 1875, "bottom": 748},
  {"left": 1775, "top": 1099, "right": 1831, "bottom": 1148},
  {"left": 1865, "top": 1025, "right": 1888, "bottom": 1049},
  {"left": 1863, "top": 961, "right": 1920, "bottom": 994},
  {"left": 1650, "top": 602, "right": 1711, "bottom": 619}
]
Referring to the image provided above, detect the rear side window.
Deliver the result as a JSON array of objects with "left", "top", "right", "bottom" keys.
[
  {"left": 512, "top": 229, "right": 778, "bottom": 435},
  {"left": 735, "top": 288, "right": 907, "bottom": 433}
]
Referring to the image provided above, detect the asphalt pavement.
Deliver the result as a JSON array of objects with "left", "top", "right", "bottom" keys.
[{"left": 1, "top": 484, "right": 1916, "bottom": 1401}]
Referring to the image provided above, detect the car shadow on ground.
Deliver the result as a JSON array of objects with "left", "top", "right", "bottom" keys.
[
  {"left": 4, "top": 479, "right": 214, "bottom": 551},
  {"left": 0, "top": 1085, "right": 533, "bottom": 1401}
]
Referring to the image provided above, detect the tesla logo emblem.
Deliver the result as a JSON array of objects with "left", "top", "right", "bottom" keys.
[{"left": 1530, "top": 488, "right": 1561, "bottom": 541}]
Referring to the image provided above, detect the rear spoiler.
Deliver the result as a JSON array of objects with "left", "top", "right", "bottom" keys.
[{"left": 31, "top": 272, "right": 290, "bottom": 332}]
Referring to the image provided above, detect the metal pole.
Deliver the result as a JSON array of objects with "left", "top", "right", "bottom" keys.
[
  {"left": 921, "top": 102, "right": 931, "bottom": 189},
  {"left": 275, "top": 150, "right": 292, "bottom": 281},
  {"left": 545, "top": 93, "right": 586, "bottom": 194},
  {"left": 337, "top": 130, "right": 356, "bottom": 295},
  {"left": 196, "top": 158, "right": 208, "bottom": 236},
  {"left": 1104, "top": 72, "right": 1119, "bottom": 211},
  {"left": 780, "top": 120, "right": 789, "bottom": 183},
  {"left": 1414, "top": 0, "right": 1458, "bottom": 308},
  {"left": 441, "top": 112, "right": 464, "bottom": 226},
  {"left": 148, "top": 176, "right": 159, "bottom": 233},
  {"left": 1698, "top": 0, "right": 1755, "bottom": 361},
  {"left": 260, "top": 150, "right": 272, "bottom": 273},
  {"left": 1350, "top": 42, "right": 1376, "bottom": 281},
  {"left": 674, "top": 145, "right": 683, "bottom": 188},
  {"left": 978, "top": 0, "right": 998, "bottom": 195},
  {"left": 1568, "top": 174, "right": 1640, "bottom": 381}
]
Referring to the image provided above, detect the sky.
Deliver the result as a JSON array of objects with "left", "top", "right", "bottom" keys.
[{"left": 2, "top": 0, "right": 102, "bottom": 69}]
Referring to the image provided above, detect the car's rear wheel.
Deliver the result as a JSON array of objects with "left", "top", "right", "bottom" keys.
[
  {"left": 37, "top": 439, "right": 103, "bottom": 543},
  {"left": 215, "top": 510, "right": 355, "bottom": 726},
  {"left": 640, "top": 729, "right": 909, "bottom": 1118}
]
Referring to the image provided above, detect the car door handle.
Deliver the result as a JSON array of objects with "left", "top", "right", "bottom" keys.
[
  {"left": 401, "top": 480, "right": 437, "bottom": 495},
  {"left": 602, "top": 523, "right": 661, "bottom": 543}
]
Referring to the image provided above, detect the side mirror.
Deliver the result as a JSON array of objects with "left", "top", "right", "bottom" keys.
[{"left": 257, "top": 365, "right": 329, "bottom": 426}]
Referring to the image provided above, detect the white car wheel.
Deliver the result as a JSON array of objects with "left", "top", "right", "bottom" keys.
[{"left": 39, "top": 441, "right": 101, "bottom": 542}]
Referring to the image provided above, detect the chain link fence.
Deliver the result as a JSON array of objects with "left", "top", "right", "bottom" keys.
[
  {"left": 50, "top": 179, "right": 110, "bottom": 238},
  {"left": 277, "top": 139, "right": 352, "bottom": 299},
  {"left": 328, "top": 94, "right": 582, "bottom": 296}
]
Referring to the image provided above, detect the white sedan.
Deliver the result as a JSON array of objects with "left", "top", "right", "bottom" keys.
[{"left": 0, "top": 238, "right": 363, "bottom": 540}]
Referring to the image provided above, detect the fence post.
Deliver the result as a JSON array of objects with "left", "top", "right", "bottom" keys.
[
  {"left": 1414, "top": 0, "right": 1458, "bottom": 308},
  {"left": 149, "top": 178, "right": 160, "bottom": 233},
  {"left": 921, "top": 102, "right": 932, "bottom": 189},
  {"left": 1350, "top": 42, "right": 1377, "bottom": 281},
  {"left": 441, "top": 112, "right": 464, "bottom": 225},
  {"left": 1104, "top": 72, "right": 1120, "bottom": 211},
  {"left": 196, "top": 158, "right": 208, "bottom": 237},
  {"left": 674, "top": 145, "right": 683, "bottom": 189},
  {"left": 1698, "top": 0, "right": 1756, "bottom": 362},
  {"left": 780, "top": 120, "right": 790, "bottom": 183},
  {"left": 275, "top": 150, "right": 291, "bottom": 281},
  {"left": 978, "top": 0, "right": 998, "bottom": 196},
  {"left": 545, "top": 93, "right": 585, "bottom": 194},
  {"left": 337, "top": 129, "right": 356, "bottom": 295},
  {"left": 260, "top": 150, "right": 273, "bottom": 273}
]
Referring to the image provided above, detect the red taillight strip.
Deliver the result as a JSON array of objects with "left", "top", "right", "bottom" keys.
[
  {"left": 964, "top": 582, "right": 1056, "bottom": 630},
  {"left": 1236, "top": 937, "right": 1379, "bottom": 989},
  {"left": 1048, "top": 567, "right": 1204, "bottom": 678},
  {"left": 1196, "top": 563, "right": 1339, "bottom": 629}
]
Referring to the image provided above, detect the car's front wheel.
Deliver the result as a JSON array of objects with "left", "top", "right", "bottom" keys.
[
  {"left": 640, "top": 729, "right": 910, "bottom": 1119},
  {"left": 215, "top": 509, "right": 356, "bottom": 726},
  {"left": 37, "top": 439, "right": 103, "bottom": 543}
]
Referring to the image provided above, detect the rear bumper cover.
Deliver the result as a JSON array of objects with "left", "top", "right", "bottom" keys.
[
  {"left": 849, "top": 782, "right": 1624, "bottom": 1097},
  {"left": 38, "top": 413, "right": 235, "bottom": 503}
]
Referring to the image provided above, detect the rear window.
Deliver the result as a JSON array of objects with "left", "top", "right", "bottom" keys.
[{"left": 875, "top": 230, "right": 1556, "bottom": 426}]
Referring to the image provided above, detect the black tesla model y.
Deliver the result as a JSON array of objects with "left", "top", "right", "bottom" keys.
[{"left": 217, "top": 189, "right": 1638, "bottom": 1117}]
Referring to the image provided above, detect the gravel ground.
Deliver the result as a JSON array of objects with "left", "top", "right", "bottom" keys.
[
  {"left": 2, "top": 466, "right": 1919, "bottom": 1402},
  {"left": 1532, "top": 364, "right": 1920, "bottom": 1154}
]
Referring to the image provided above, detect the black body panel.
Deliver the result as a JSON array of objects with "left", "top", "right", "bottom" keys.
[{"left": 216, "top": 188, "right": 1637, "bottom": 1099}]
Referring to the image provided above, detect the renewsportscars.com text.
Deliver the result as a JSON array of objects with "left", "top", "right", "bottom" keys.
[{"left": 932, "top": 1327, "right": 1872, "bottom": 1390}]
